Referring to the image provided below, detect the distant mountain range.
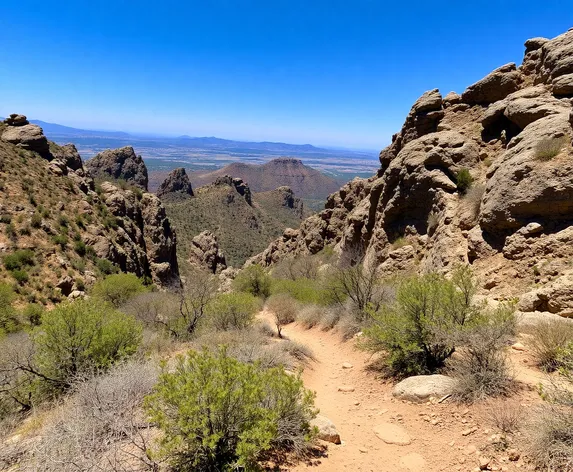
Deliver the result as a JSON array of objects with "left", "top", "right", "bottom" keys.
[{"left": 21, "top": 119, "right": 351, "bottom": 155}]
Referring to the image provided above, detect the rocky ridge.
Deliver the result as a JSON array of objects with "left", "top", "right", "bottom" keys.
[
  {"left": 0, "top": 117, "right": 180, "bottom": 297},
  {"left": 156, "top": 167, "right": 194, "bottom": 198},
  {"left": 86, "top": 146, "right": 149, "bottom": 190},
  {"left": 250, "top": 28, "right": 573, "bottom": 319}
]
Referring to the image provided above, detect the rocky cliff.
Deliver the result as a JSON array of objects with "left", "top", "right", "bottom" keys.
[
  {"left": 86, "top": 146, "right": 149, "bottom": 190},
  {"left": 0, "top": 116, "right": 180, "bottom": 301},
  {"left": 250, "top": 29, "right": 573, "bottom": 318}
]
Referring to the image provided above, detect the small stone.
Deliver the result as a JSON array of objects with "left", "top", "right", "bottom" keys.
[
  {"left": 462, "top": 427, "right": 478, "bottom": 436},
  {"left": 338, "top": 386, "right": 355, "bottom": 393},
  {"left": 464, "top": 445, "right": 477, "bottom": 455},
  {"left": 373, "top": 423, "right": 412, "bottom": 445},
  {"left": 479, "top": 456, "right": 490, "bottom": 470},
  {"left": 511, "top": 343, "right": 526, "bottom": 352},
  {"left": 342, "top": 362, "right": 353, "bottom": 369},
  {"left": 508, "top": 449, "right": 520, "bottom": 461},
  {"left": 359, "top": 447, "right": 368, "bottom": 453}
]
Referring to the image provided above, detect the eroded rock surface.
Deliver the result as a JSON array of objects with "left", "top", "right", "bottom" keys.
[{"left": 86, "top": 146, "right": 149, "bottom": 190}]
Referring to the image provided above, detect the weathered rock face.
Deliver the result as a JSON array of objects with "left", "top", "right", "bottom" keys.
[
  {"left": 157, "top": 167, "right": 194, "bottom": 198},
  {"left": 86, "top": 146, "right": 149, "bottom": 190},
  {"left": 212, "top": 175, "right": 252, "bottom": 205},
  {"left": 188, "top": 230, "right": 227, "bottom": 274},
  {"left": 272, "top": 186, "right": 304, "bottom": 218},
  {"left": 2, "top": 114, "right": 49, "bottom": 156},
  {"left": 250, "top": 28, "right": 573, "bottom": 318}
]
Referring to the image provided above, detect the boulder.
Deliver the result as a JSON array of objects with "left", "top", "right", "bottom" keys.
[
  {"left": 311, "top": 415, "right": 341, "bottom": 444},
  {"left": 412, "top": 88, "right": 443, "bottom": 113},
  {"left": 461, "top": 63, "right": 521, "bottom": 104},
  {"left": 1, "top": 123, "right": 49, "bottom": 155},
  {"left": 392, "top": 374, "right": 457, "bottom": 403},
  {"left": 157, "top": 167, "right": 194, "bottom": 197},
  {"left": 86, "top": 146, "right": 149, "bottom": 190},
  {"left": 3, "top": 114, "right": 29, "bottom": 126},
  {"left": 552, "top": 73, "right": 573, "bottom": 96},
  {"left": 188, "top": 230, "right": 227, "bottom": 274}
]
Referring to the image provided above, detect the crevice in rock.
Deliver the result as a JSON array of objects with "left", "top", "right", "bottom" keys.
[{"left": 481, "top": 114, "right": 523, "bottom": 143}]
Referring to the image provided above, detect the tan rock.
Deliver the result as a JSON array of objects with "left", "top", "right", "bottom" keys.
[
  {"left": 311, "top": 415, "right": 341, "bottom": 444},
  {"left": 373, "top": 423, "right": 412, "bottom": 445}
]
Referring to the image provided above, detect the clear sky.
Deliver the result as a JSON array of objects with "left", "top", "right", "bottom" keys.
[{"left": 1, "top": 1, "right": 572, "bottom": 149}]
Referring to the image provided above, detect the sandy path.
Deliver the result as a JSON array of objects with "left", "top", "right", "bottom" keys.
[{"left": 260, "top": 312, "right": 538, "bottom": 472}]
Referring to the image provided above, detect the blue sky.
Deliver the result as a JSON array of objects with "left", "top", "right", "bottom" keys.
[{"left": 0, "top": 1, "right": 572, "bottom": 149}]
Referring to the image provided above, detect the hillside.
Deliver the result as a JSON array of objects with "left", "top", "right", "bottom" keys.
[
  {"left": 186, "top": 157, "right": 342, "bottom": 201},
  {"left": 251, "top": 29, "right": 573, "bottom": 318},
  {"left": 0, "top": 115, "right": 179, "bottom": 304},
  {"left": 160, "top": 172, "right": 307, "bottom": 267}
]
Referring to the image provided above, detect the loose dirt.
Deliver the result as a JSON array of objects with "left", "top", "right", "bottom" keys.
[{"left": 260, "top": 312, "right": 541, "bottom": 472}]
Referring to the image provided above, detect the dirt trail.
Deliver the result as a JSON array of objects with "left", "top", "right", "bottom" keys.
[{"left": 260, "top": 312, "right": 538, "bottom": 472}]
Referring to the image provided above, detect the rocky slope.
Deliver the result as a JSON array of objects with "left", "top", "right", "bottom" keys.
[
  {"left": 0, "top": 116, "right": 180, "bottom": 302},
  {"left": 160, "top": 175, "right": 307, "bottom": 267},
  {"left": 251, "top": 29, "right": 573, "bottom": 319},
  {"left": 187, "top": 157, "right": 341, "bottom": 200}
]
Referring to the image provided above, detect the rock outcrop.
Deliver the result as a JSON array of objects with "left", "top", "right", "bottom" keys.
[
  {"left": 86, "top": 146, "right": 149, "bottom": 190},
  {"left": 392, "top": 375, "right": 458, "bottom": 403},
  {"left": 250, "top": 28, "right": 573, "bottom": 318},
  {"left": 212, "top": 175, "right": 252, "bottom": 205},
  {"left": 188, "top": 230, "right": 227, "bottom": 274},
  {"left": 157, "top": 167, "right": 194, "bottom": 198},
  {"left": 2, "top": 114, "right": 49, "bottom": 156}
]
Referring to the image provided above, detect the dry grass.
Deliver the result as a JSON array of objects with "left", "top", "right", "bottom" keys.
[
  {"left": 462, "top": 183, "right": 486, "bottom": 221},
  {"left": 528, "top": 319, "right": 573, "bottom": 371},
  {"left": 297, "top": 305, "right": 324, "bottom": 329},
  {"left": 484, "top": 400, "right": 523, "bottom": 433},
  {"left": 266, "top": 293, "right": 299, "bottom": 337},
  {"left": 535, "top": 136, "right": 568, "bottom": 161}
]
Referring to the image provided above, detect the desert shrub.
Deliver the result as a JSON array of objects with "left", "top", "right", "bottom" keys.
[
  {"left": 207, "top": 292, "right": 262, "bottom": 331},
  {"left": 272, "top": 256, "right": 320, "bottom": 281},
  {"left": 95, "top": 257, "right": 119, "bottom": 275},
  {"left": 33, "top": 299, "right": 142, "bottom": 391},
  {"left": 535, "top": 136, "right": 567, "bottom": 161},
  {"left": 3, "top": 249, "right": 34, "bottom": 271},
  {"left": 28, "top": 360, "right": 159, "bottom": 472},
  {"left": 448, "top": 305, "right": 516, "bottom": 402},
  {"left": 11, "top": 269, "right": 29, "bottom": 285},
  {"left": 233, "top": 264, "right": 272, "bottom": 298},
  {"left": 362, "top": 266, "right": 477, "bottom": 377},
  {"left": 22, "top": 303, "right": 44, "bottom": 326},
  {"left": 0, "top": 283, "right": 19, "bottom": 334},
  {"left": 456, "top": 168, "right": 474, "bottom": 194},
  {"left": 321, "top": 307, "right": 342, "bottom": 331},
  {"left": 73, "top": 239, "right": 86, "bottom": 256},
  {"left": 0, "top": 215, "right": 11, "bottom": 224},
  {"left": 19, "top": 226, "right": 31, "bottom": 236},
  {"left": 91, "top": 273, "right": 148, "bottom": 307},
  {"left": 528, "top": 319, "right": 573, "bottom": 372},
  {"left": 297, "top": 305, "right": 324, "bottom": 329},
  {"left": 278, "top": 340, "right": 315, "bottom": 363},
  {"left": 463, "top": 183, "right": 486, "bottom": 221},
  {"left": 266, "top": 294, "right": 299, "bottom": 338},
  {"left": 52, "top": 234, "right": 68, "bottom": 249},
  {"left": 145, "top": 348, "right": 317, "bottom": 471},
  {"left": 74, "top": 278, "right": 85, "bottom": 292},
  {"left": 485, "top": 400, "right": 523, "bottom": 433},
  {"left": 5, "top": 223, "right": 16, "bottom": 240},
  {"left": 337, "top": 311, "right": 363, "bottom": 340},
  {"left": 271, "top": 277, "right": 330, "bottom": 305}
]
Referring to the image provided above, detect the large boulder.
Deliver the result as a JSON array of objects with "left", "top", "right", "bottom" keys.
[
  {"left": 1, "top": 119, "right": 49, "bottom": 155},
  {"left": 461, "top": 63, "right": 521, "bottom": 104},
  {"left": 188, "top": 230, "right": 227, "bottom": 274},
  {"left": 392, "top": 375, "right": 458, "bottom": 403},
  {"left": 157, "top": 167, "right": 194, "bottom": 197},
  {"left": 86, "top": 146, "right": 149, "bottom": 190}
]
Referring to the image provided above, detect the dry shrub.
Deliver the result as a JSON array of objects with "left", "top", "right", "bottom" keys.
[
  {"left": 24, "top": 360, "right": 159, "bottom": 472},
  {"left": 278, "top": 340, "right": 315, "bottom": 364},
  {"left": 297, "top": 304, "right": 324, "bottom": 329},
  {"left": 484, "top": 400, "right": 523, "bottom": 433},
  {"left": 527, "top": 404, "right": 573, "bottom": 472},
  {"left": 321, "top": 307, "right": 342, "bottom": 331},
  {"left": 529, "top": 319, "right": 573, "bottom": 371},
  {"left": 535, "top": 136, "right": 568, "bottom": 161},
  {"left": 337, "top": 312, "right": 363, "bottom": 340},
  {"left": 266, "top": 294, "right": 299, "bottom": 337},
  {"left": 463, "top": 183, "right": 486, "bottom": 221}
]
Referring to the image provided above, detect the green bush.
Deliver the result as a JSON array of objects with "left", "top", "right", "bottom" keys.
[
  {"left": 145, "top": 348, "right": 316, "bottom": 471},
  {"left": 0, "top": 283, "right": 19, "bottom": 334},
  {"left": 95, "top": 258, "right": 119, "bottom": 275},
  {"left": 91, "top": 273, "right": 147, "bottom": 307},
  {"left": 22, "top": 303, "right": 44, "bottom": 326},
  {"left": 52, "top": 234, "right": 68, "bottom": 249},
  {"left": 362, "top": 266, "right": 477, "bottom": 377},
  {"left": 33, "top": 299, "right": 142, "bottom": 390},
  {"left": 206, "top": 292, "right": 262, "bottom": 331},
  {"left": 73, "top": 240, "right": 87, "bottom": 256},
  {"left": 456, "top": 168, "right": 474, "bottom": 195},
  {"left": 271, "top": 278, "right": 330, "bottom": 305},
  {"left": 3, "top": 249, "right": 35, "bottom": 271},
  {"left": 233, "top": 265, "right": 271, "bottom": 298},
  {"left": 12, "top": 269, "right": 29, "bottom": 285}
]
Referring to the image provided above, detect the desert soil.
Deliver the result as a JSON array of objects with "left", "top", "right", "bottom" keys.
[{"left": 260, "top": 312, "right": 542, "bottom": 472}]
